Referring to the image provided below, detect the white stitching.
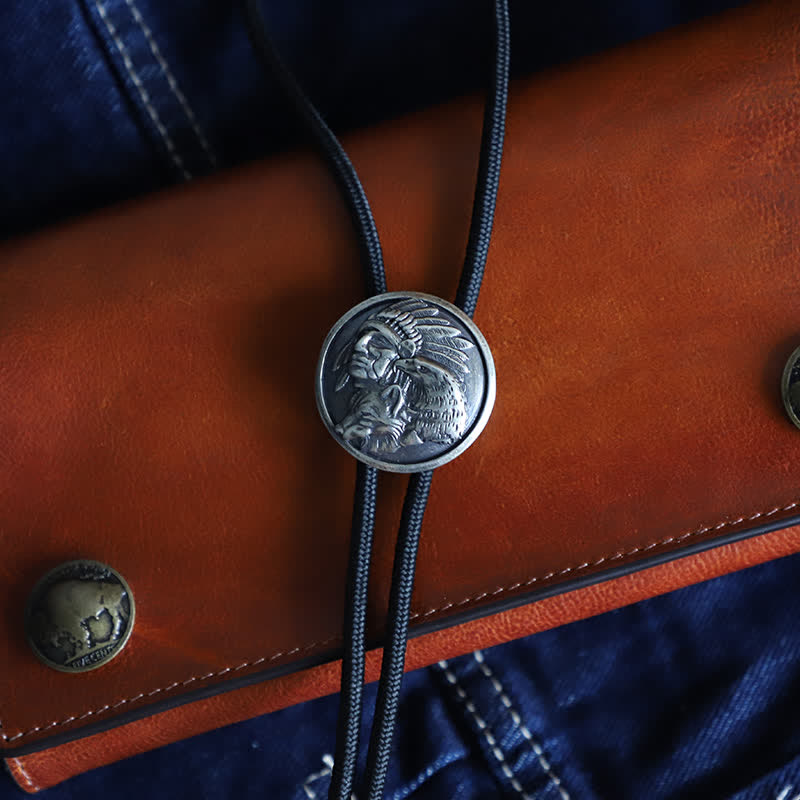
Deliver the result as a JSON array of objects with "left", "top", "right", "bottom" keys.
[
  {"left": 300, "top": 754, "right": 359, "bottom": 800},
  {"left": 438, "top": 660, "right": 534, "bottom": 800},
  {"left": 3, "top": 497, "right": 799, "bottom": 744},
  {"left": 474, "top": 650, "right": 571, "bottom": 800},
  {"left": 410, "top": 500, "right": 800, "bottom": 621},
  {"left": 9, "top": 757, "right": 39, "bottom": 793},
  {"left": 301, "top": 754, "right": 333, "bottom": 799},
  {"left": 388, "top": 750, "right": 466, "bottom": 800},
  {"left": 776, "top": 786, "right": 800, "bottom": 800},
  {"left": 0, "top": 635, "right": 337, "bottom": 743},
  {"left": 122, "top": 0, "right": 217, "bottom": 167},
  {"left": 94, "top": 0, "right": 191, "bottom": 179}
]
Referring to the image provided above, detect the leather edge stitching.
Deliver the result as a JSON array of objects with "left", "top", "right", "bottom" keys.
[
  {"left": 409, "top": 501, "right": 800, "bottom": 619},
  {"left": 2, "top": 499, "right": 798, "bottom": 744},
  {"left": 0, "top": 634, "right": 339, "bottom": 744}
]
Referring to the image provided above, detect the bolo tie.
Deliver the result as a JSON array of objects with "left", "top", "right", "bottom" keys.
[{"left": 244, "top": 2, "right": 511, "bottom": 798}]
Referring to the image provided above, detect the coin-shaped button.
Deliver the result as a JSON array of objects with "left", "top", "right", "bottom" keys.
[
  {"left": 25, "top": 560, "right": 135, "bottom": 673},
  {"left": 316, "top": 291, "right": 496, "bottom": 472},
  {"left": 783, "top": 345, "right": 800, "bottom": 430}
]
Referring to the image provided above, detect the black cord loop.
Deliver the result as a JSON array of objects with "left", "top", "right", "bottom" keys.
[
  {"left": 243, "top": 2, "right": 509, "bottom": 798},
  {"left": 361, "top": 470, "right": 433, "bottom": 800},
  {"left": 244, "top": 5, "right": 388, "bottom": 796},
  {"left": 328, "top": 463, "right": 379, "bottom": 800},
  {"left": 455, "top": 0, "right": 511, "bottom": 318},
  {"left": 243, "top": 0, "right": 387, "bottom": 297}
]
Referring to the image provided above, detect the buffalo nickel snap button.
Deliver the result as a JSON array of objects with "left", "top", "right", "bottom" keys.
[
  {"left": 25, "top": 560, "right": 135, "bottom": 673},
  {"left": 316, "top": 291, "right": 496, "bottom": 472},
  {"left": 783, "top": 345, "right": 800, "bottom": 430}
]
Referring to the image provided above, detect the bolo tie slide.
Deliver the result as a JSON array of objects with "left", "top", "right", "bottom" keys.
[{"left": 244, "top": 2, "right": 511, "bottom": 798}]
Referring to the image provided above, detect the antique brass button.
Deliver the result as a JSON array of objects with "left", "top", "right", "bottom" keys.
[
  {"left": 25, "top": 560, "right": 135, "bottom": 673},
  {"left": 783, "top": 345, "right": 800, "bottom": 430},
  {"left": 316, "top": 292, "right": 496, "bottom": 472}
]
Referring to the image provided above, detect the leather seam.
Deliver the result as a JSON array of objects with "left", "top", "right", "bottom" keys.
[
  {"left": 409, "top": 500, "right": 800, "bottom": 620},
  {"left": 0, "top": 634, "right": 339, "bottom": 744},
  {"left": 2, "top": 498, "right": 798, "bottom": 744},
  {"left": 8, "top": 757, "right": 40, "bottom": 793}
]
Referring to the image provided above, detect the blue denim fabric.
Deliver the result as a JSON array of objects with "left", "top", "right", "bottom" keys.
[{"left": 4, "top": 1, "right": 797, "bottom": 798}]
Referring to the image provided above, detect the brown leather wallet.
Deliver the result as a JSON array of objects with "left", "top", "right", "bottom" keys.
[{"left": 4, "top": 0, "right": 800, "bottom": 791}]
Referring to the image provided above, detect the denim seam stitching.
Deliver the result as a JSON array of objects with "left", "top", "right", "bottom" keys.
[
  {"left": 122, "top": 0, "right": 217, "bottom": 167},
  {"left": 93, "top": 0, "right": 191, "bottom": 179},
  {"left": 2, "top": 498, "right": 798, "bottom": 743},
  {"left": 299, "top": 747, "right": 468, "bottom": 799},
  {"left": 409, "top": 500, "right": 800, "bottom": 621},
  {"left": 389, "top": 749, "right": 469, "bottom": 800},
  {"left": 438, "top": 659, "right": 534, "bottom": 800},
  {"left": 301, "top": 754, "right": 334, "bottom": 799},
  {"left": 474, "top": 650, "right": 571, "bottom": 800}
]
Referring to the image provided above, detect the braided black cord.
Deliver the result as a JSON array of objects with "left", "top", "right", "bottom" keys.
[
  {"left": 358, "top": 5, "right": 509, "bottom": 796},
  {"left": 243, "top": 1, "right": 509, "bottom": 798},
  {"left": 454, "top": 0, "right": 511, "bottom": 318},
  {"left": 328, "top": 463, "right": 379, "bottom": 800},
  {"left": 361, "top": 471, "right": 433, "bottom": 800},
  {"left": 242, "top": 4, "right": 386, "bottom": 797},
  {"left": 243, "top": 0, "right": 387, "bottom": 297}
]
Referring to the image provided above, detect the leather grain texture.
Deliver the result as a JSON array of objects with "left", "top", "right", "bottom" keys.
[{"left": 3, "top": 0, "right": 800, "bottom": 787}]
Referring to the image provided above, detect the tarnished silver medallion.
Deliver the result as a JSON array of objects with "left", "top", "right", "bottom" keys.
[
  {"left": 316, "top": 292, "right": 496, "bottom": 472},
  {"left": 25, "top": 560, "right": 135, "bottom": 673},
  {"left": 783, "top": 344, "right": 800, "bottom": 430}
]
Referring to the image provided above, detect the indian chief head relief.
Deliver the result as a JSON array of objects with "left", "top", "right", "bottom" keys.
[{"left": 332, "top": 298, "right": 474, "bottom": 455}]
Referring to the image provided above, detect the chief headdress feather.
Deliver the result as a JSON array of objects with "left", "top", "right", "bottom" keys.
[
  {"left": 370, "top": 299, "right": 473, "bottom": 379},
  {"left": 334, "top": 298, "right": 474, "bottom": 390}
]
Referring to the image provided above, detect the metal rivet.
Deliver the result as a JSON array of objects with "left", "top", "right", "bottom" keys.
[
  {"left": 25, "top": 560, "right": 135, "bottom": 673},
  {"left": 316, "top": 291, "right": 496, "bottom": 472},
  {"left": 782, "top": 345, "right": 800, "bottom": 430}
]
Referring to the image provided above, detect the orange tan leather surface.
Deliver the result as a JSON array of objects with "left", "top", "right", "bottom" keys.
[
  {"left": 9, "top": 524, "right": 800, "bottom": 793},
  {"left": 3, "top": 0, "right": 800, "bottom": 786}
]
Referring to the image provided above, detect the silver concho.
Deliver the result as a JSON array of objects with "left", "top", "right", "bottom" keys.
[
  {"left": 25, "top": 560, "right": 135, "bottom": 673},
  {"left": 316, "top": 292, "right": 496, "bottom": 472}
]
